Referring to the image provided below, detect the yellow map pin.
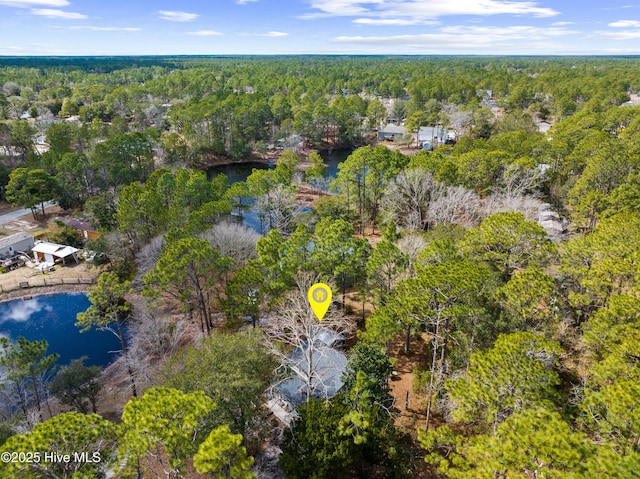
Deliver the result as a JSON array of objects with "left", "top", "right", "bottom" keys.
[{"left": 308, "top": 283, "right": 332, "bottom": 321}]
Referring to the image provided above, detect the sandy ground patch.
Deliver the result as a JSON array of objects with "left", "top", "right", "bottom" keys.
[
  {"left": 0, "top": 261, "right": 100, "bottom": 301},
  {"left": 0, "top": 201, "right": 18, "bottom": 217}
]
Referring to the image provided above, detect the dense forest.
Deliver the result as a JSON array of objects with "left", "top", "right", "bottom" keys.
[{"left": 0, "top": 55, "right": 639, "bottom": 478}]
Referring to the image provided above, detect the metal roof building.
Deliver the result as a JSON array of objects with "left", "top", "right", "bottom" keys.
[
  {"left": 268, "top": 327, "right": 348, "bottom": 425},
  {"left": 32, "top": 241, "right": 79, "bottom": 265},
  {"left": 0, "top": 232, "right": 34, "bottom": 258},
  {"left": 276, "top": 343, "right": 347, "bottom": 407}
]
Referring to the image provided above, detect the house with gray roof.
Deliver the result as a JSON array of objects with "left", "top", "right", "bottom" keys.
[
  {"left": 377, "top": 123, "right": 452, "bottom": 149},
  {"left": 0, "top": 232, "right": 34, "bottom": 259},
  {"left": 267, "top": 327, "right": 348, "bottom": 425},
  {"left": 377, "top": 123, "right": 406, "bottom": 141}
]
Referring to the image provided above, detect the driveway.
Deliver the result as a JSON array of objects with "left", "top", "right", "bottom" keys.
[{"left": 0, "top": 201, "right": 55, "bottom": 225}]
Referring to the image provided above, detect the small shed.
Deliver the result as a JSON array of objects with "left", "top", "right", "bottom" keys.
[
  {"left": 32, "top": 241, "right": 79, "bottom": 265},
  {"left": 51, "top": 217, "right": 99, "bottom": 240},
  {"left": 0, "top": 232, "right": 35, "bottom": 259}
]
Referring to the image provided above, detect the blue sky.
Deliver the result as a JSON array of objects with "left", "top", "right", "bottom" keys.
[{"left": 2, "top": 0, "right": 640, "bottom": 55}]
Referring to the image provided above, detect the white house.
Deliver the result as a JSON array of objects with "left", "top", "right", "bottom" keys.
[
  {"left": 377, "top": 123, "right": 451, "bottom": 149},
  {"left": 418, "top": 126, "right": 450, "bottom": 149},
  {"left": 32, "top": 241, "right": 79, "bottom": 265},
  {"left": 0, "top": 232, "right": 35, "bottom": 258}
]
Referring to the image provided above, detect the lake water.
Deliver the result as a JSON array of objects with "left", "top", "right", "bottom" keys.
[
  {"left": 207, "top": 150, "right": 350, "bottom": 185},
  {"left": 318, "top": 149, "right": 351, "bottom": 178},
  {"left": 0, "top": 293, "right": 122, "bottom": 368},
  {"left": 207, "top": 150, "right": 351, "bottom": 233},
  {"left": 208, "top": 161, "right": 273, "bottom": 183}
]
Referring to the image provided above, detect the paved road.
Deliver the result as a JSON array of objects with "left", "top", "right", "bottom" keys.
[{"left": 0, "top": 201, "right": 55, "bottom": 225}]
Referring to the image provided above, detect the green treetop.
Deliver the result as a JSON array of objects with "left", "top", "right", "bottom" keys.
[
  {"left": 118, "top": 387, "right": 216, "bottom": 477},
  {"left": 461, "top": 211, "right": 555, "bottom": 280},
  {"left": 0, "top": 412, "right": 118, "bottom": 479},
  {"left": 446, "top": 332, "right": 561, "bottom": 430}
]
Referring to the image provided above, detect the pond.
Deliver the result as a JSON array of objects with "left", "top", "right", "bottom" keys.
[
  {"left": 207, "top": 150, "right": 352, "bottom": 234},
  {"left": 207, "top": 161, "right": 273, "bottom": 183},
  {"left": 0, "top": 293, "right": 121, "bottom": 368},
  {"left": 207, "top": 149, "right": 350, "bottom": 186},
  {"left": 317, "top": 149, "right": 351, "bottom": 178}
]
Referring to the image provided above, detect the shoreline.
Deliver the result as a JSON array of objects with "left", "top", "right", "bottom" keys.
[
  {"left": 194, "top": 145, "right": 348, "bottom": 170},
  {"left": 196, "top": 154, "right": 277, "bottom": 169},
  {"left": 0, "top": 283, "right": 88, "bottom": 304}
]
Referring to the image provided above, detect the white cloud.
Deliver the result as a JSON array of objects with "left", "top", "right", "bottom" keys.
[
  {"left": 260, "top": 31, "right": 289, "bottom": 37},
  {"left": 240, "top": 30, "right": 288, "bottom": 37},
  {"left": 442, "top": 25, "right": 574, "bottom": 37},
  {"left": 301, "top": 1, "right": 367, "bottom": 19},
  {"left": 187, "top": 30, "right": 223, "bottom": 36},
  {"left": 0, "top": 0, "right": 69, "bottom": 6},
  {"left": 334, "top": 24, "right": 576, "bottom": 48},
  {"left": 158, "top": 10, "right": 199, "bottom": 22},
  {"left": 609, "top": 20, "right": 640, "bottom": 27},
  {"left": 0, "top": 43, "right": 71, "bottom": 54},
  {"left": 30, "top": 8, "right": 87, "bottom": 19},
  {"left": 353, "top": 18, "right": 434, "bottom": 26},
  {"left": 390, "top": 0, "right": 559, "bottom": 18},
  {"left": 304, "top": 0, "right": 559, "bottom": 21},
  {"left": 236, "top": 0, "right": 258, "bottom": 4},
  {"left": 1, "top": 299, "right": 51, "bottom": 323},
  {"left": 69, "top": 26, "right": 141, "bottom": 31},
  {"left": 0, "top": 46, "right": 25, "bottom": 52},
  {"left": 594, "top": 29, "right": 640, "bottom": 39},
  {"left": 552, "top": 21, "right": 574, "bottom": 26}
]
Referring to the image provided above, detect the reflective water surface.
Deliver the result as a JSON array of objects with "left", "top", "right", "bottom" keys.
[{"left": 0, "top": 293, "right": 121, "bottom": 367}]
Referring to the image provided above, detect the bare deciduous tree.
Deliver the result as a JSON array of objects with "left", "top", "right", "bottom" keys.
[
  {"left": 134, "top": 234, "right": 165, "bottom": 287},
  {"left": 383, "top": 170, "right": 482, "bottom": 231},
  {"left": 441, "top": 103, "right": 473, "bottom": 137},
  {"left": 35, "top": 105, "right": 54, "bottom": 121},
  {"left": 307, "top": 176, "right": 332, "bottom": 194},
  {"left": 124, "top": 306, "right": 189, "bottom": 387},
  {"left": 201, "top": 221, "right": 260, "bottom": 266},
  {"left": 0, "top": 366, "right": 33, "bottom": 423},
  {"left": 499, "top": 163, "right": 545, "bottom": 198},
  {"left": 263, "top": 274, "right": 355, "bottom": 402},
  {"left": 396, "top": 234, "right": 428, "bottom": 276},
  {"left": 132, "top": 308, "right": 188, "bottom": 362},
  {"left": 143, "top": 104, "right": 166, "bottom": 130},
  {"left": 482, "top": 192, "right": 545, "bottom": 222},
  {"left": 270, "top": 185, "right": 305, "bottom": 234},
  {"left": 381, "top": 168, "right": 436, "bottom": 230},
  {"left": 2, "top": 81, "right": 20, "bottom": 97},
  {"left": 428, "top": 184, "right": 480, "bottom": 228},
  {"left": 11, "top": 411, "right": 42, "bottom": 435},
  {"left": 478, "top": 164, "right": 547, "bottom": 222},
  {"left": 256, "top": 184, "right": 304, "bottom": 235},
  {"left": 390, "top": 99, "right": 406, "bottom": 123}
]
